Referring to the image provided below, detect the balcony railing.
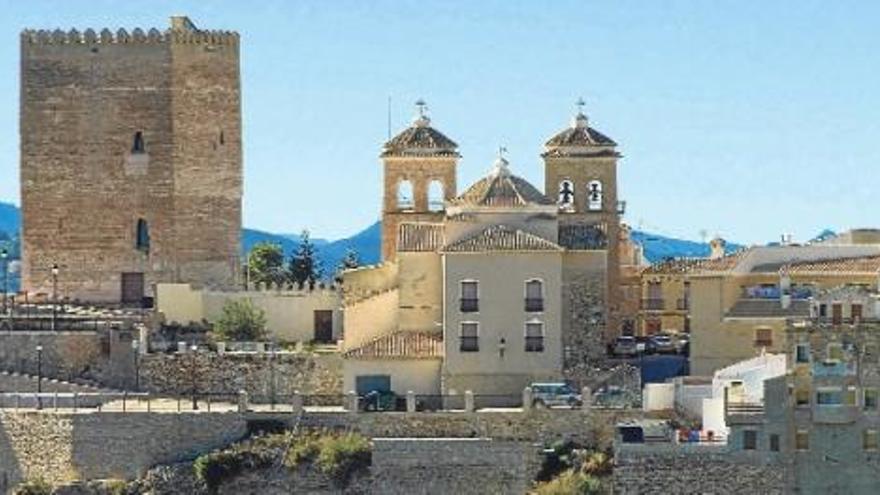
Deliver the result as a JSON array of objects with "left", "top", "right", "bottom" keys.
[
  {"left": 525, "top": 298, "right": 544, "bottom": 312},
  {"left": 642, "top": 298, "right": 665, "bottom": 311},
  {"left": 525, "top": 336, "right": 544, "bottom": 352},
  {"left": 460, "top": 298, "right": 479, "bottom": 313}
]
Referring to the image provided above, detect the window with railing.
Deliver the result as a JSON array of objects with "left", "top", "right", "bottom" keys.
[
  {"left": 525, "top": 279, "right": 544, "bottom": 312},
  {"left": 525, "top": 321, "right": 544, "bottom": 352},
  {"left": 460, "top": 280, "right": 478, "bottom": 312},
  {"left": 459, "top": 322, "right": 479, "bottom": 352}
]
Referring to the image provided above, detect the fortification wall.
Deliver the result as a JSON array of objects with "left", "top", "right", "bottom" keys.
[{"left": 138, "top": 352, "right": 342, "bottom": 399}]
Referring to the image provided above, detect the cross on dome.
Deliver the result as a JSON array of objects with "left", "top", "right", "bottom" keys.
[
  {"left": 573, "top": 97, "right": 588, "bottom": 129},
  {"left": 413, "top": 99, "right": 430, "bottom": 127}
]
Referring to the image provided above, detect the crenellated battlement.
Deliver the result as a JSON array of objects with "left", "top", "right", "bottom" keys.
[{"left": 21, "top": 27, "right": 239, "bottom": 46}]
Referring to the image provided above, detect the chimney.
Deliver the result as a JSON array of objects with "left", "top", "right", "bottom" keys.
[
  {"left": 709, "top": 237, "right": 726, "bottom": 260},
  {"left": 170, "top": 16, "right": 198, "bottom": 32}
]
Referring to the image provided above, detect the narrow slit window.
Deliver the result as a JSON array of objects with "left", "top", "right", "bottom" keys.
[
  {"left": 132, "top": 131, "right": 145, "bottom": 154},
  {"left": 135, "top": 218, "right": 150, "bottom": 252}
]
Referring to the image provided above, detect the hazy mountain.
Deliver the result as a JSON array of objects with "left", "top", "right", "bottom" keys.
[{"left": 0, "top": 201, "right": 20, "bottom": 235}]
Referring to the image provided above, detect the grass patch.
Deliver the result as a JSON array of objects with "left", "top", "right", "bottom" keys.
[{"left": 13, "top": 478, "right": 53, "bottom": 495}]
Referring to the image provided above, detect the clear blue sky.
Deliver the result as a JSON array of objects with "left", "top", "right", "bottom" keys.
[{"left": 1, "top": 1, "right": 879, "bottom": 244}]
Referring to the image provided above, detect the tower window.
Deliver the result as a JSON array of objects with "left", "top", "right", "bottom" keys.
[
  {"left": 219, "top": 130, "right": 225, "bottom": 145},
  {"left": 558, "top": 180, "right": 575, "bottom": 210},
  {"left": 428, "top": 180, "right": 444, "bottom": 212},
  {"left": 397, "top": 180, "right": 414, "bottom": 210},
  {"left": 135, "top": 218, "right": 150, "bottom": 253},
  {"left": 132, "top": 131, "right": 146, "bottom": 154},
  {"left": 587, "top": 180, "right": 603, "bottom": 211}
]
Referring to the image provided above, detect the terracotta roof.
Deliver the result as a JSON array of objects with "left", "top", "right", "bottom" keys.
[
  {"left": 443, "top": 225, "right": 563, "bottom": 253},
  {"left": 398, "top": 223, "right": 445, "bottom": 253},
  {"left": 449, "top": 158, "right": 554, "bottom": 208},
  {"left": 381, "top": 116, "right": 459, "bottom": 157},
  {"left": 544, "top": 113, "right": 617, "bottom": 149},
  {"left": 644, "top": 251, "right": 746, "bottom": 275},
  {"left": 343, "top": 331, "right": 444, "bottom": 360},
  {"left": 558, "top": 224, "right": 608, "bottom": 250},
  {"left": 783, "top": 255, "right": 880, "bottom": 274}
]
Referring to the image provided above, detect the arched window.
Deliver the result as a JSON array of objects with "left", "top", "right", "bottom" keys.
[
  {"left": 558, "top": 180, "right": 575, "bottom": 210},
  {"left": 135, "top": 218, "right": 150, "bottom": 252},
  {"left": 397, "top": 180, "right": 414, "bottom": 210},
  {"left": 132, "top": 131, "right": 145, "bottom": 154},
  {"left": 428, "top": 180, "right": 444, "bottom": 212},
  {"left": 587, "top": 180, "right": 603, "bottom": 211}
]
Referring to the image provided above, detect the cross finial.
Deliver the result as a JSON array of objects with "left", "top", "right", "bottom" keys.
[
  {"left": 576, "top": 97, "right": 586, "bottom": 114},
  {"left": 498, "top": 145, "right": 507, "bottom": 158}
]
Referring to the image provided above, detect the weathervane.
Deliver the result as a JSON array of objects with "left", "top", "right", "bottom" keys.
[
  {"left": 576, "top": 97, "right": 586, "bottom": 114},
  {"left": 498, "top": 145, "right": 507, "bottom": 158},
  {"left": 415, "top": 98, "right": 428, "bottom": 118}
]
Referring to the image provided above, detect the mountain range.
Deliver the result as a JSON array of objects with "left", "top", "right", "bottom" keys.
[{"left": 0, "top": 200, "right": 781, "bottom": 282}]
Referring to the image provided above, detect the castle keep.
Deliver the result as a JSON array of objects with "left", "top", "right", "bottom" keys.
[{"left": 19, "top": 16, "right": 242, "bottom": 303}]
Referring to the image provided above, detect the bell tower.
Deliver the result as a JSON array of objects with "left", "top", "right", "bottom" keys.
[
  {"left": 380, "top": 101, "right": 459, "bottom": 261},
  {"left": 543, "top": 100, "right": 625, "bottom": 343}
]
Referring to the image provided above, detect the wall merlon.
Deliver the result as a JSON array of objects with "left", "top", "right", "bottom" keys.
[{"left": 21, "top": 27, "right": 239, "bottom": 46}]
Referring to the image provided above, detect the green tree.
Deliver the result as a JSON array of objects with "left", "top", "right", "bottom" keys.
[
  {"left": 214, "top": 299, "right": 268, "bottom": 341},
  {"left": 247, "top": 242, "right": 285, "bottom": 288},
  {"left": 335, "top": 248, "right": 360, "bottom": 283},
  {"left": 288, "top": 230, "right": 323, "bottom": 290}
]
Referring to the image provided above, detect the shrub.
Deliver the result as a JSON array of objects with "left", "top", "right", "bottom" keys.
[
  {"left": 285, "top": 433, "right": 322, "bottom": 466},
  {"left": 103, "top": 479, "right": 128, "bottom": 495},
  {"left": 315, "top": 433, "right": 372, "bottom": 482},
  {"left": 531, "top": 469, "right": 605, "bottom": 495},
  {"left": 194, "top": 451, "right": 246, "bottom": 493},
  {"left": 13, "top": 478, "right": 53, "bottom": 495},
  {"left": 213, "top": 299, "right": 267, "bottom": 342}
]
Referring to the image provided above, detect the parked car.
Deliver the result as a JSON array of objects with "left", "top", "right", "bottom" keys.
[
  {"left": 650, "top": 334, "right": 677, "bottom": 354},
  {"left": 530, "top": 382, "right": 583, "bottom": 408},
  {"left": 360, "top": 390, "right": 402, "bottom": 412},
  {"left": 675, "top": 334, "right": 690, "bottom": 355},
  {"left": 613, "top": 336, "right": 639, "bottom": 357}
]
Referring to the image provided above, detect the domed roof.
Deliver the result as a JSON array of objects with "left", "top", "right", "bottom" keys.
[
  {"left": 381, "top": 102, "right": 459, "bottom": 157},
  {"left": 543, "top": 102, "right": 618, "bottom": 157},
  {"left": 450, "top": 154, "right": 554, "bottom": 208}
]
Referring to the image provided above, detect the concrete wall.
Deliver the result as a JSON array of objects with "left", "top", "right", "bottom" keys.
[
  {"left": 643, "top": 383, "right": 675, "bottom": 411},
  {"left": 371, "top": 438, "right": 537, "bottom": 495},
  {"left": 0, "top": 411, "right": 247, "bottom": 489},
  {"left": 443, "top": 252, "right": 564, "bottom": 395},
  {"left": 343, "top": 359, "right": 441, "bottom": 395},
  {"left": 156, "top": 284, "right": 342, "bottom": 343}
]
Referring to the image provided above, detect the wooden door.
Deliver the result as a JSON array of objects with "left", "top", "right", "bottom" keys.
[
  {"left": 120, "top": 272, "right": 144, "bottom": 305},
  {"left": 313, "top": 310, "right": 333, "bottom": 343},
  {"left": 832, "top": 303, "right": 843, "bottom": 325}
]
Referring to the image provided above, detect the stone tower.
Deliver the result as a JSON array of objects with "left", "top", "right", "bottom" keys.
[
  {"left": 543, "top": 104, "right": 624, "bottom": 341},
  {"left": 19, "top": 16, "right": 242, "bottom": 303},
  {"left": 380, "top": 102, "right": 458, "bottom": 261}
]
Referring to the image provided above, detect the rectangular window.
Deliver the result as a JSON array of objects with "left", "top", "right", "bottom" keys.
[
  {"left": 852, "top": 303, "right": 863, "bottom": 322},
  {"left": 769, "top": 434, "right": 780, "bottom": 452},
  {"left": 795, "top": 388, "right": 810, "bottom": 407},
  {"left": 865, "top": 389, "right": 879, "bottom": 410},
  {"left": 795, "top": 343, "right": 810, "bottom": 364},
  {"left": 845, "top": 386, "right": 858, "bottom": 406},
  {"left": 816, "top": 388, "right": 843, "bottom": 406},
  {"left": 865, "top": 430, "right": 879, "bottom": 451},
  {"left": 755, "top": 328, "right": 773, "bottom": 347},
  {"left": 795, "top": 430, "right": 809, "bottom": 451},
  {"left": 460, "top": 281, "right": 479, "bottom": 312},
  {"left": 459, "top": 322, "right": 479, "bottom": 352},
  {"left": 743, "top": 430, "right": 757, "bottom": 450},
  {"left": 819, "top": 304, "right": 828, "bottom": 317},
  {"left": 832, "top": 303, "right": 843, "bottom": 325},
  {"left": 525, "top": 321, "right": 544, "bottom": 352},
  {"left": 525, "top": 280, "right": 544, "bottom": 312}
]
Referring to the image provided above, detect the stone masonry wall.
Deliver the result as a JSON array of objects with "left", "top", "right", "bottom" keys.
[
  {"left": 0, "top": 411, "right": 247, "bottom": 491},
  {"left": 139, "top": 352, "right": 342, "bottom": 399},
  {"left": 613, "top": 446, "right": 783, "bottom": 494},
  {"left": 0, "top": 332, "right": 104, "bottom": 381},
  {"left": 371, "top": 438, "right": 538, "bottom": 495}
]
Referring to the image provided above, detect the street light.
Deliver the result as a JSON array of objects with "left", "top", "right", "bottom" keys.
[
  {"left": 36, "top": 344, "right": 43, "bottom": 410},
  {"left": 51, "top": 264, "right": 59, "bottom": 331},
  {"left": 269, "top": 341, "right": 276, "bottom": 410},
  {"left": 1, "top": 247, "right": 8, "bottom": 315},
  {"left": 131, "top": 339, "right": 140, "bottom": 392},
  {"left": 190, "top": 344, "right": 199, "bottom": 411}
]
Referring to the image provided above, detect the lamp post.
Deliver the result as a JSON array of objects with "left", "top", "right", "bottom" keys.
[
  {"left": 1, "top": 248, "right": 8, "bottom": 315},
  {"left": 131, "top": 339, "right": 140, "bottom": 392},
  {"left": 190, "top": 344, "right": 199, "bottom": 411},
  {"left": 51, "top": 264, "right": 59, "bottom": 331},
  {"left": 269, "top": 341, "right": 276, "bottom": 409},
  {"left": 36, "top": 344, "right": 43, "bottom": 410}
]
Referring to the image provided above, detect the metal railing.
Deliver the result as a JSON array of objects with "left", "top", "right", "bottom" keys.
[
  {"left": 525, "top": 298, "right": 544, "bottom": 312},
  {"left": 459, "top": 298, "right": 479, "bottom": 312},
  {"left": 642, "top": 298, "right": 665, "bottom": 311}
]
